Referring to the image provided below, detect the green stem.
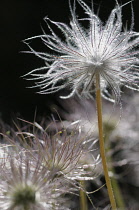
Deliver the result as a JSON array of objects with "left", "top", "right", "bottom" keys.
[
  {"left": 95, "top": 73, "right": 117, "bottom": 209},
  {"left": 79, "top": 181, "right": 88, "bottom": 210},
  {"left": 111, "top": 175, "right": 125, "bottom": 208},
  {"left": 104, "top": 132, "right": 125, "bottom": 209}
]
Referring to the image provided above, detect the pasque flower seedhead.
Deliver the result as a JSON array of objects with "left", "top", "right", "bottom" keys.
[
  {"left": 18, "top": 120, "right": 99, "bottom": 181},
  {"left": 24, "top": 0, "right": 139, "bottom": 102},
  {"left": 0, "top": 144, "right": 69, "bottom": 210}
]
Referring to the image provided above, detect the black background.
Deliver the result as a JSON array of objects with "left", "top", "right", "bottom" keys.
[{"left": 0, "top": 0, "right": 139, "bottom": 123}]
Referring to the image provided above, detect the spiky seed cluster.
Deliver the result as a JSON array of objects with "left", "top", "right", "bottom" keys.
[{"left": 24, "top": 0, "right": 139, "bottom": 102}]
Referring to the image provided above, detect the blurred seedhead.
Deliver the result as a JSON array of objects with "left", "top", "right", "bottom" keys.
[
  {"left": 0, "top": 142, "right": 70, "bottom": 210},
  {"left": 14, "top": 118, "right": 100, "bottom": 182},
  {"left": 0, "top": 117, "right": 101, "bottom": 209}
]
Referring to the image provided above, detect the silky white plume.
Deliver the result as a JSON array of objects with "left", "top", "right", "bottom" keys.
[{"left": 24, "top": 0, "right": 139, "bottom": 102}]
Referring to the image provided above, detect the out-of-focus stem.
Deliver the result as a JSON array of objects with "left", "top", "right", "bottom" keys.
[
  {"left": 104, "top": 124, "right": 125, "bottom": 209},
  {"left": 95, "top": 73, "right": 117, "bottom": 210}
]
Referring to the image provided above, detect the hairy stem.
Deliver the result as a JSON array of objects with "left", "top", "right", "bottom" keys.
[{"left": 95, "top": 73, "right": 117, "bottom": 209}]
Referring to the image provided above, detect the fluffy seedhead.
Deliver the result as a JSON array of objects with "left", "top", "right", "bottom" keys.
[
  {"left": 0, "top": 119, "right": 100, "bottom": 209},
  {"left": 24, "top": 0, "right": 139, "bottom": 103},
  {"left": 0, "top": 143, "right": 70, "bottom": 210},
  {"left": 17, "top": 120, "right": 99, "bottom": 182}
]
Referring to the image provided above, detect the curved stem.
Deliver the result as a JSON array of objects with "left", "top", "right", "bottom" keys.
[{"left": 95, "top": 73, "right": 117, "bottom": 209}]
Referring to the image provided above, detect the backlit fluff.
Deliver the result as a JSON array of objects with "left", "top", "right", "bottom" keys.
[
  {"left": 19, "top": 121, "right": 99, "bottom": 181},
  {"left": 0, "top": 146, "right": 68, "bottom": 210},
  {"left": 24, "top": 0, "right": 139, "bottom": 102}
]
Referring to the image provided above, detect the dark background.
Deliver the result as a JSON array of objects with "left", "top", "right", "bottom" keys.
[{"left": 0, "top": 0, "right": 139, "bottom": 123}]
